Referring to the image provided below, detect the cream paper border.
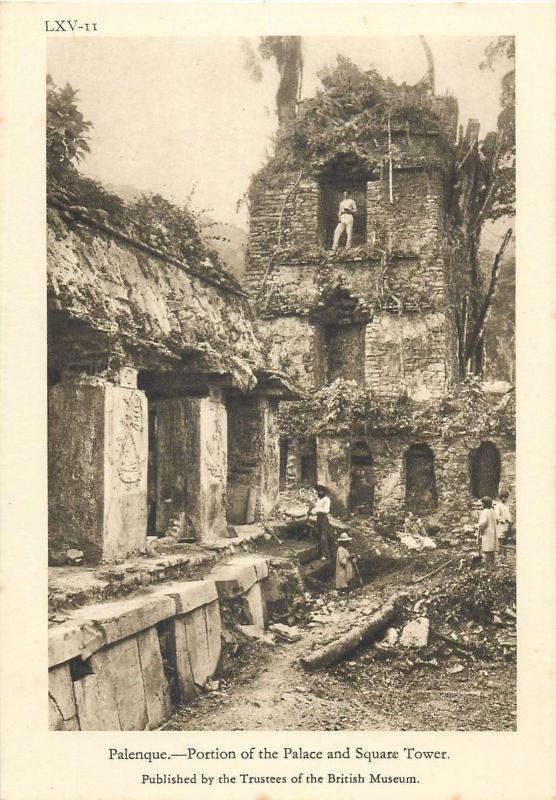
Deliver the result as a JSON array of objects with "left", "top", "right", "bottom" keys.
[{"left": 1, "top": 3, "right": 555, "bottom": 799}]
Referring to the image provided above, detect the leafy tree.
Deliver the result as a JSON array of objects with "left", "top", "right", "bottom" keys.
[
  {"left": 448, "top": 37, "right": 515, "bottom": 376},
  {"left": 46, "top": 75, "right": 92, "bottom": 178},
  {"left": 258, "top": 36, "right": 304, "bottom": 126}
]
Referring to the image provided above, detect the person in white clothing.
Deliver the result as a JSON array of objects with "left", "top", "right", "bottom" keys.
[
  {"left": 477, "top": 495, "right": 498, "bottom": 567},
  {"left": 494, "top": 489, "right": 512, "bottom": 559},
  {"left": 307, "top": 485, "right": 332, "bottom": 562},
  {"left": 332, "top": 191, "right": 357, "bottom": 250}
]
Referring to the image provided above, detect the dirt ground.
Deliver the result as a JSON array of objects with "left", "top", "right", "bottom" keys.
[{"left": 163, "top": 550, "right": 516, "bottom": 732}]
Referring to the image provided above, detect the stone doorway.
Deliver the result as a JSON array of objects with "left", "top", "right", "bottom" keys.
[
  {"left": 349, "top": 441, "right": 374, "bottom": 513},
  {"left": 470, "top": 441, "right": 501, "bottom": 499},
  {"left": 154, "top": 399, "right": 189, "bottom": 539},
  {"left": 300, "top": 437, "right": 317, "bottom": 486},
  {"left": 405, "top": 443, "right": 437, "bottom": 515}
]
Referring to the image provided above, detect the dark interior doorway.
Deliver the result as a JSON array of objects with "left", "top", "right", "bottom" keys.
[
  {"left": 147, "top": 404, "right": 158, "bottom": 535},
  {"left": 405, "top": 443, "right": 438, "bottom": 515},
  {"left": 470, "top": 441, "right": 501, "bottom": 499},
  {"left": 325, "top": 323, "right": 366, "bottom": 385},
  {"left": 300, "top": 437, "right": 317, "bottom": 486},
  {"left": 349, "top": 441, "right": 374, "bottom": 513}
]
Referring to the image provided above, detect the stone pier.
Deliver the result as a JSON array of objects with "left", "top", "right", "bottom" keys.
[
  {"left": 48, "top": 372, "right": 148, "bottom": 564},
  {"left": 226, "top": 396, "right": 280, "bottom": 524}
]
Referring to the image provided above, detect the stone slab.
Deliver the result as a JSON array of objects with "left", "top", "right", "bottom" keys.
[
  {"left": 96, "top": 638, "right": 148, "bottom": 730},
  {"left": 169, "top": 617, "right": 196, "bottom": 701},
  {"left": 70, "top": 594, "right": 176, "bottom": 647},
  {"left": 153, "top": 579, "right": 217, "bottom": 615},
  {"left": 400, "top": 617, "right": 430, "bottom": 648},
  {"left": 48, "top": 663, "right": 78, "bottom": 726},
  {"left": 48, "top": 620, "right": 105, "bottom": 668},
  {"left": 184, "top": 607, "right": 211, "bottom": 687},
  {"left": 208, "top": 563, "right": 258, "bottom": 598},
  {"left": 242, "top": 582, "right": 267, "bottom": 630},
  {"left": 73, "top": 672, "right": 121, "bottom": 730},
  {"left": 227, "top": 524, "right": 266, "bottom": 540},
  {"left": 137, "top": 628, "right": 172, "bottom": 729},
  {"left": 204, "top": 600, "right": 222, "bottom": 677}
]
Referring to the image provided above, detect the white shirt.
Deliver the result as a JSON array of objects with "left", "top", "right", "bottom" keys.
[
  {"left": 494, "top": 501, "right": 512, "bottom": 532},
  {"left": 311, "top": 496, "right": 331, "bottom": 514},
  {"left": 339, "top": 198, "right": 357, "bottom": 215}
]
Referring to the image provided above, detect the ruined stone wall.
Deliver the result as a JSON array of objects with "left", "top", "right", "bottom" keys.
[
  {"left": 365, "top": 312, "right": 449, "bottom": 399},
  {"left": 315, "top": 432, "right": 515, "bottom": 525},
  {"left": 367, "top": 169, "right": 445, "bottom": 257},
  {"left": 245, "top": 176, "right": 320, "bottom": 294},
  {"left": 257, "top": 316, "right": 324, "bottom": 391},
  {"left": 49, "top": 558, "right": 269, "bottom": 730}
]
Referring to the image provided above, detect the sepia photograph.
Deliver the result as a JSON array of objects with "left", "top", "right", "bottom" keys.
[{"left": 46, "top": 34, "right": 517, "bottom": 733}]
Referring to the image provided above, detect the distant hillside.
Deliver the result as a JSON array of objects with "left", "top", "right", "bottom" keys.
[
  {"left": 200, "top": 220, "right": 247, "bottom": 280},
  {"left": 105, "top": 183, "right": 247, "bottom": 279}
]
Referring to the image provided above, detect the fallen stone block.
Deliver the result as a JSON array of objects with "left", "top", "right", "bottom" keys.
[
  {"left": 269, "top": 623, "right": 302, "bottom": 643},
  {"left": 400, "top": 617, "right": 430, "bottom": 648},
  {"left": 399, "top": 534, "right": 421, "bottom": 551},
  {"left": 382, "top": 627, "right": 399, "bottom": 646},
  {"left": 70, "top": 594, "right": 176, "bottom": 646},
  {"left": 66, "top": 548, "right": 85, "bottom": 564},
  {"left": 238, "top": 625, "right": 276, "bottom": 644},
  {"left": 420, "top": 536, "right": 437, "bottom": 550},
  {"left": 227, "top": 523, "right": 266, "bottom": 541},
  {"left": 282, "top": 505, "right": 308, "bottom": 519},
  {"left": 137, "top": 628, "right": 172, "bottom": 729}
]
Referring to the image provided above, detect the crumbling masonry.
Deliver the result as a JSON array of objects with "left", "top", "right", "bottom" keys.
[
  {"left": 47, "top": 202, "right": 297, "bottom": 565},
  {"left": 244, "top": 95, "right": 514, "bottom": 525}
]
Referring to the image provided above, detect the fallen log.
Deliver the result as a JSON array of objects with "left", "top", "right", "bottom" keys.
[
  {"left": 300, "top": 598, "right": 398, "bottom": 670},
  {"left": 412, "top": 558, "right": 457, "bottom": 584}
]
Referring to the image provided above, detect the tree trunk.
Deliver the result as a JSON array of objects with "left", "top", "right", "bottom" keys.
[{"left": 300, "top": 599, "right": 398, "bottom": 670}]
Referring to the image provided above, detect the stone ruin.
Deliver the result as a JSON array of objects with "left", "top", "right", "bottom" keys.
[
  {"left": 244, "top": 92, "right": 515, "bottom": 526},
  {"left": 47, "top": 201, "right": 298, "bottom": 566}
]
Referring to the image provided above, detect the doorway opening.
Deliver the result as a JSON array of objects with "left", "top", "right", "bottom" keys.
[
  {"left": 405, "top": 443, "right": 438, "bottom": 515},
  {"left": 470, "top": 441, "right": 501, "bottom": 499},
  {"left": 349, "top": 441, "right": 374, "bottom": 513}
]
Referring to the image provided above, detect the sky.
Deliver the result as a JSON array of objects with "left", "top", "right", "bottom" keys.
[{"left": 47, "top": 36, "right": 510, "bottom": 228}]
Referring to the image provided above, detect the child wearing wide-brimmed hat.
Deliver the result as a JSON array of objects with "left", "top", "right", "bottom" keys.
[{"left": 336, "top": 532, "right": 355, "bottom": 591}]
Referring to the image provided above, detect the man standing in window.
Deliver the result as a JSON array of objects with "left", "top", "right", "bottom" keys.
[{"left": 332, "top": 190, "right": 357, "bottom": 251}]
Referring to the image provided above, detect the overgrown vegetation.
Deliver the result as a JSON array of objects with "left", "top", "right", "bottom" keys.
[
  {"left": 251, "top": 55, "right": 445, "bottom": 191},
  {"left": 278, "top": 376, "right": 515, "bottom": 441},
  {"left": 47, "top": 77, "right": 232, "bottom": 279}
]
